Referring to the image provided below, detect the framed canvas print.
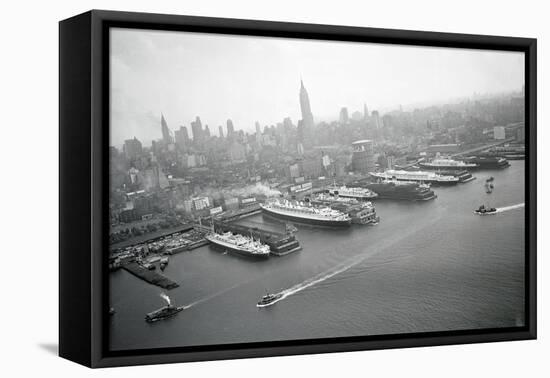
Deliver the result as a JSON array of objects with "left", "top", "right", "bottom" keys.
[{"left": 59, "top": 10, "right": 536, "bottom": 368}]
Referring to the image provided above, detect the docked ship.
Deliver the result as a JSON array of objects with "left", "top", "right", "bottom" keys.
[
  {"left": 310, "top": 193, "right": 379, "bottom": 225},
  {"left": 260, "top": 199, "right": 352, "bottom": 227},
  {"left": 145, "top": 294, "right": 183, "bottom": 323},
  {"left": 362, "top": 179, "right": 437, "bottom": 201},
  {"left": 257, "top": 292, "right": 284, "bottom": 308},
  {"left": 432, "top": 169, "right": 475, "bottom": 183},
  {"left": 369, "top": 169, "right": 459, "bottom": 185},
  {"left": 419, "top": 157, "right": 479, "bottom": 170},
  {"left": 463, "top": 156, "right": 510, "bottom": 169},
  {"left": 206, "top": 232, "right": 270, "bottom": 259},
  {"left": 327, "top": 185, "right": 378, "bottom": 200}
]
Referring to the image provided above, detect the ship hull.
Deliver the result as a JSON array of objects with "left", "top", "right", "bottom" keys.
[
  {"left": 261, "top": 206, "right": 351, "bottom": 227},
  {"left": 333, "top": 193, "right": 377, "bottom": 200},
  {"left": 363, "top": 183, "right": 437, "bottom": 201},
  {"left": 145, "top": 307, "right": 184, "bottom": 323},
  {"left": 474, "top": 211, "right": 497, "bottom": 216},
  {"left": 370, "top": 174, "right": 458, "bottom": 186},
  {"left": 207, "top": 238, "right": 270, "bottom": 259},
  {"left": 257, "top": 294, "right": 285, "bottom": 308},
  {"left": 419, "top": 163, "right": 478, "bottom": 170}
]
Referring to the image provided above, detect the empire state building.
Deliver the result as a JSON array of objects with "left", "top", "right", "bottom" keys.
[{"left": 299, "top": 79, "right": 314, "bottom": 130}]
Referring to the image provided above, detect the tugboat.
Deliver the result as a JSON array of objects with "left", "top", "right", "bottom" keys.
[
  {"left": 145, "top": 293, "right": 184, "bottom": 322},
  {"left": 256, "top": 292, "right": 284, "bottom": 308},
  {"left": 484, "top": 177, "right": 495, "bottom": 193},
  {"left": 474, "top": 204, "right": 497, "bottom": 215}
]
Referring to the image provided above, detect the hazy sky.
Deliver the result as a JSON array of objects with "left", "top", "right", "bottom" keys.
[{"left": 110, "top": 28, "right": 524, "bottom": 147}]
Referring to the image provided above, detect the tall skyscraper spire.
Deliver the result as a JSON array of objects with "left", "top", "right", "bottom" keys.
[
  {"left": 160, "top": 113, "right": 173, "bottom": 144},
  {"left": 299, "top": 79, "right": 314, "bottom": 128}
]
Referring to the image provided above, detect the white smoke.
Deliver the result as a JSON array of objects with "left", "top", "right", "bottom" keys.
[
  {"left": 160, "top": 292, "right": 171, "bottom": 306},
  {"left": 228, "top": 182, "right": 282, "bottom": 198}
]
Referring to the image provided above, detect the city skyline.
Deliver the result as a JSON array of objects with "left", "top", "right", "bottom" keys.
[{"left": 110, "top": 28, "right": 524, "bottom": 147}]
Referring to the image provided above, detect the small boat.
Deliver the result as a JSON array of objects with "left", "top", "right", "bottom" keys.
[
  {"left": 474, "top": 205, "right": 497, "bottom": 215},
  {"left": 145, "top": 294, "right": 184, "bottom": 322},
  {"left": 257, "top": 292, "right": 284, "bottom": 308}
]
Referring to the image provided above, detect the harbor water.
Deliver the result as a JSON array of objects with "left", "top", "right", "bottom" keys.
[{"left": 109, "top": 161, "right": 526, "bottom": 351}]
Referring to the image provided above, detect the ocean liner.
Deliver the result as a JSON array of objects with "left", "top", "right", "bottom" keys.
[
  {"left": 370, "top": 169, "right": 459, "bottom": 185},
  {"left": 463, "top": 156, "right": 510, "bottom": 169},
  {"left": 310, "top": 193, "right": 379, "bottom": 225},
  {"left": 260, "top": 199, "right": 352, "bottom": 227},
  {"left": 327, "top": 185, "right": 378, "bottom": 200},
  {"left": 363, "top": 179, "right": 437, "bottom": 201},
  {"left": 419, "top": 157, "right": 479, "bottom": 170},
  {"left": 206, "top": 232, "right": 270, "bottom": 259}
]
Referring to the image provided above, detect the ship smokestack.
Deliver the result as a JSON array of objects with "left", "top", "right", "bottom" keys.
[{"left": 160, "top": 292, "right": 171, "bottom": 306}]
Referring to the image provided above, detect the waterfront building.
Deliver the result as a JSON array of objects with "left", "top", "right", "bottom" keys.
[
  {"left": 426, "top": 143, "right": 460, "bottom": 154},
  {"left": 494, "top": 126, "right": 506, "bottom": 140},
  {"left": 218, "top": 125, "right": 224, "bottom": 138},
  {"left": 387, "top": 155, "right": 395, "bottom": 170},
  {"left": 204, "top": 125, "right": 211, "bottom": 138},
  {"left": 351, "top": 139, "right": 375, "bottom": 173},
  {"left": 289, "top": 163, "right": 300, "bottom": 178}
]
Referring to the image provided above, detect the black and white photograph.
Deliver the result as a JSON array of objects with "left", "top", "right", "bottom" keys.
[{"left": 107, "top": 26, "right": 528, "bottom": 352}]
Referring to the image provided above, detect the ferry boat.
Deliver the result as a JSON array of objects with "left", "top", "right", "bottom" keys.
[
  {"left": 433, "top": 169, "right": 475, "bottom": 183},
  {"left": 257, "top": 292, "right": 284, "bottom": 308},
  {"left": 363, "top": 179, "right": 437, "bottom": 201},
  {"left": 327, "top": 185, "right": 378, "bottom": 200},
  {"left": 260, "top": 199, "right": 352, "bottom": 227},
  {"left": 419, "top": 157, "right": 479, "bottom": 170},
  {"left": 206, "top": 232, "right": 270, "bottom": 259},
  {"left": 369, "top": 169, "right": 459, "bottom": 185},
  {"left": 474, "top": 204, "right": 497, "bottom": 215}
]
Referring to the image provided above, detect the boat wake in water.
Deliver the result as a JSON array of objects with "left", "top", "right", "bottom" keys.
[
  {"left": 276, "top": 254, "right": 370, "bottom": 302},
  {"left": 496, "top": 203, "right": 525, "bottom": 213},
  {"left": 183, "top": 281, "right": 248, "bottom": 309},
  {"left": 261, "top": 213, "right": 444, "bottom": 308}
]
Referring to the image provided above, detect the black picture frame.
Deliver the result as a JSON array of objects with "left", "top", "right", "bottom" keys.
[{"left": 59, "top": 9, "right": 537, "bottom": 368}]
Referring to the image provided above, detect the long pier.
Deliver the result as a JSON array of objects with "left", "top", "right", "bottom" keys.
[
  {"left": 451, "top": 138, "right": 515, "bottom": 157},
  {"left": 123, "top": 262, "right": 179, "bottom": 290}
]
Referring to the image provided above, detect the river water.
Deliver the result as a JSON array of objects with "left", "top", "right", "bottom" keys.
[{"left": 109, "top": 161, "right": 525, "bottom": 351}]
